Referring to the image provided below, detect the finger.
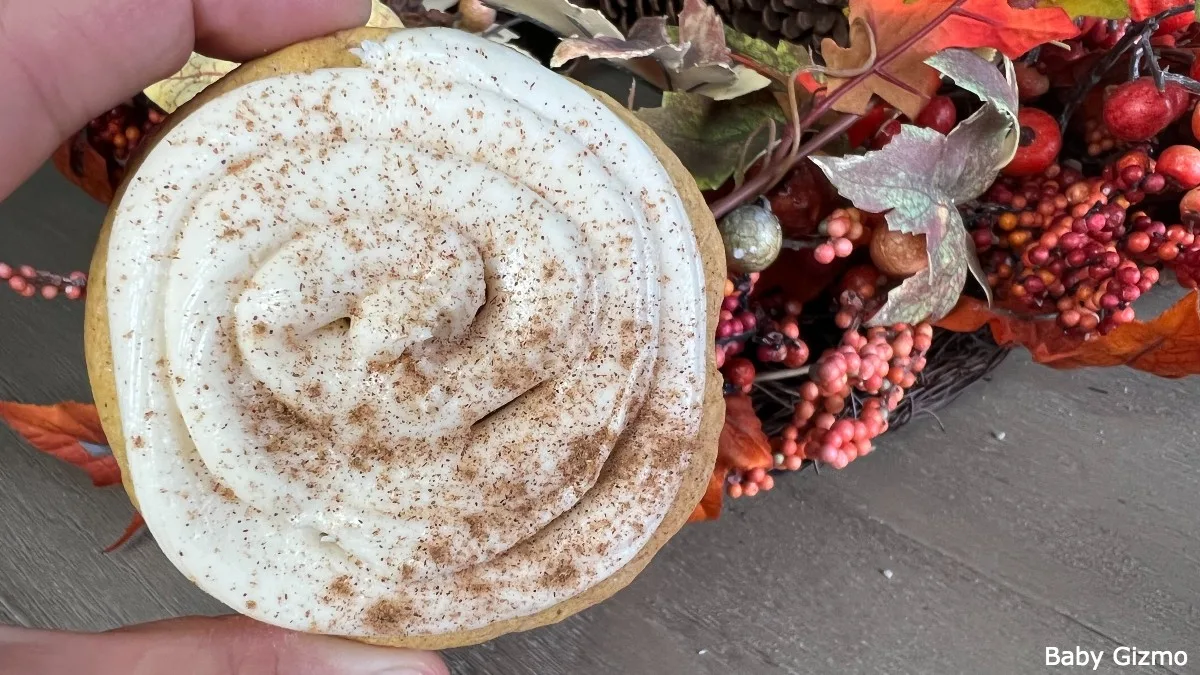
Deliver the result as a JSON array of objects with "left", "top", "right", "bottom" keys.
[
  {"left": 0, "top": 0, "right": 371, "bottom": 199},
  {"left": 1, "top": 615, "right": 448, "bottom": 675}
]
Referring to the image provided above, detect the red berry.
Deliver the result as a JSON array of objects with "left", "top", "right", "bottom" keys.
[
  {"left": 65, "top": 285, "right": 83, "bottom": 300},
  {"left": 847, "top": 104, "right": 895, "bottom": 149},
  {"left": 870, "top": 120, "right": 902, "bottom": 150},
  {"left": 814, "top": 243, "right": 836, "bottom": 264},
  {"left": 767, "top": 162, "right": 828, "bottom": 236},
  {"left": 915, "top": 95, "right": 957, "bottom": 135},
  {"left": 18, "top": 265, "right": 35, "bottom": 279},
  {"left": 1102, "top": 78, "right": 1188, "bottom": 142},
  {"left": 0, "top": 263, "right": 11, "bottom": 280},
  {"left": 9, "top": 276, "right": 27, "bottom": 292},
  {"left": 1181, "top": 187, "right": 1200, "bottom": 225},
  {"left": 724, "top": 357, "right": 756, "bottom": 389},
  {"left": 1003, "top": 108, "right": 1062, "bottom": 177},
  {"left": 783, "top": 343, "right": 809, "bottom": 368},
  {"left": 1014, "top": 62, "right": 1050, "bottom": 101},
  {"left": 40, "top": 285, "right": 58, "bottom": 300},
  {"left": 1156, "top": 145, "right": 1200, "bottom": 189}
]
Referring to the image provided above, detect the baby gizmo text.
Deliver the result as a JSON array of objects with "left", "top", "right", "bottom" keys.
[{"left": 1046, "top": 646, "right": 1187, "bottom": 670}]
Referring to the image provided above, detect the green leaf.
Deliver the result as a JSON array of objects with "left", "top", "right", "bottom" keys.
[
  {"left": 1037, "top": 0, "right": 1131, "bottom": 19},
  {"left": 723, "top": 29, "right": 811, "bottom": 78},
  {"left": 635, "top": 91, "right": 786, "bottom": 191}
]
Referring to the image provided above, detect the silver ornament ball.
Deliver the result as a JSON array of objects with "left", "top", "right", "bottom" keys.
[{"left": 718, "top": 203, "right": 782, "bottom": 273}]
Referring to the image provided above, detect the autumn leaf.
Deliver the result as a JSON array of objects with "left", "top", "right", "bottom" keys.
[
  {"left": 677, "top": 0, "right": 728, "bottom": 66},
  {"left": 718, "top": 393, "right": 774, "bottom": 472},
  {"left": 926, "top": 49, "right": 1019, "bottom": 199},
  {"left": 689, "top": 470, "right": 726, "bottom": 522},
  {"left": 635, "top": 90, "right": 786, "bottom": 191},
  {"left": 370, "top": 0, "right": 406, "bottom": 27},
  {"left": 143, "top": 54, "right": 238, "bottom": 114},
  {"left": 822, "top": 16, "right": 939, "bottom": 121},
  {"left": 552, "top": 0, "right": 770, "bottom": 99},
  {"left": 724, "top": 27, "right": 810, "bottom": 79},
  {"left": 1040, "top": 0, "right": 1132, "bottom": 18},
  {"left": 552, "top": 18, "right": 687, "bottom": 68},
  {"left": 810, "top": 49, "right": 1015, "bottom": 324},
  {"left": 821, "top": 0, "right": 1077, "bottom": 119},
  {"left": 1129, "top": 0, "right": 1192, "bottom": 21},
  {"left": 939, "top": 293, "right": 1200, "bottom": 377},
  {"left": 0, "top": 402, "right": 120, "bottom": 487},
  {"left": 485, "top": 0, "right": 621, "bottom": 39},
  {"left": 689, "top": 393, "right": 773, "bottom": 522}
]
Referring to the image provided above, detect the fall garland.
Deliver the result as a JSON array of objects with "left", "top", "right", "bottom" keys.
[{"left": 21, "top": 0, "right": 1200, "bottom": 527}]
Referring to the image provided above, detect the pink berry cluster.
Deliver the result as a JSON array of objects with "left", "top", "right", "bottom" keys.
[
  {"left": 811, "top": 208, "right": 867, "bottom": 265},
  {"left": 0, "top": 263, "right": 86, "bottom": 300},
  {"left": 783, "top": 323, "right": 931, "bottom": 469}
]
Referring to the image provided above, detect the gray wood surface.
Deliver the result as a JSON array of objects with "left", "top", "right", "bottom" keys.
[{"left": 2, "top": 165, "right": 1199, "bottom": 674}]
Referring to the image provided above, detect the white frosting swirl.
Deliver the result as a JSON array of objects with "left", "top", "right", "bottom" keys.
[{"left": 104, "top": 28, "right": 707, "bottom": 636}]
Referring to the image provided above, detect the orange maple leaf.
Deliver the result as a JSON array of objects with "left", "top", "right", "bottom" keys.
[
  {"left": 822, "top": 0, "right": 1078, "bottom": 119},
  {"left": 938, "top": 292, "right": 1200, "bottom": 377},
  {"left": 0, "top": 401, "right": 120, "bottom": 486},
  {"left": 689, "top": 393, "right": 774, "bottom": 522}
]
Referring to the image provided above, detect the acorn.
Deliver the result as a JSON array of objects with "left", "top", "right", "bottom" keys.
[
  {"left": 869, "top": 225, "right": 928, "bottom": 278},
  {"left": 719, "top": 203, "right": 783, "bottom": 273}
]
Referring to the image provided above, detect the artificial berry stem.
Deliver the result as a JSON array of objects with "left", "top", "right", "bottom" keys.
[
  {"left": 0, "top": 262, "right": 87, "bottom": 300},
  {"left": 753, "top": 365, "right": 811, "bottom": 382}
]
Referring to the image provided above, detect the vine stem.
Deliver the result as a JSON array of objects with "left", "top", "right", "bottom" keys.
[
  {"left": 710, "top": 0, "right": 971, "bottom": 219},
  {"left": 711, "top": 113, "right": 859, "bottom": 218},
  {"left": 754, "top": 365, "right": 811, "bottom": 382},
  {"left": 1058, "top": 4, "right": 1198, "bottom": 129}
]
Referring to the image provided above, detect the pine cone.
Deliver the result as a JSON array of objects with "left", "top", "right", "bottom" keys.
[{"left": 576, "top": 0, "right": 849, "bottom": 53}]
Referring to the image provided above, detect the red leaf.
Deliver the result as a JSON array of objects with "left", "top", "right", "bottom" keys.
[
  {"left": 689, "top": 469, "right": 726, "bottom": 522},
  {"left": 104, "top": 512, "right": 146, "bottom": 553},
  {"left": 690, "top": 394, "right": 775, "bottom": 522},
  {"left": 1130, "top": 0, "right": 1192, "bottom": 21},
  {"left": 0, "top": 402, "right": 120, "bottom": 486},
  {"left": 718, "top": 393, "right": 774, "bottom": 472},
  {"left": 926, "top": 0, "right": 1080, "bottom": 58},
  {"left": 938, "top": 292, "right": 1200, "bottom": 377},
  {"left": 823, "top": 0, "right": 1078, "bottom": 119}
]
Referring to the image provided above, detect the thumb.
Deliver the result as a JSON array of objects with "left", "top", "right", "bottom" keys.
[{"left": 1, "top": 615, "right": 448, "bottom": 675}]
